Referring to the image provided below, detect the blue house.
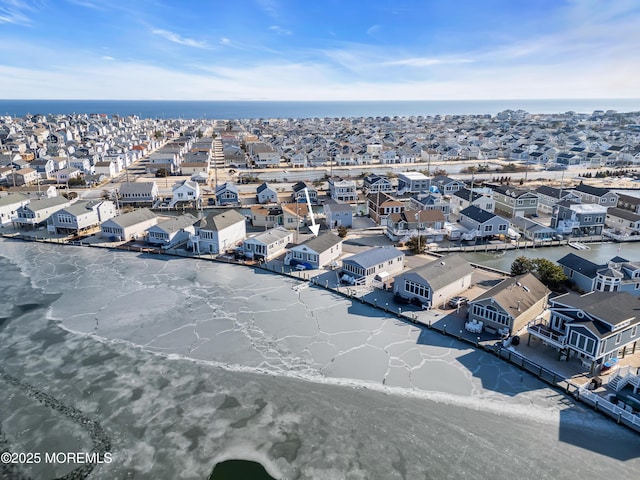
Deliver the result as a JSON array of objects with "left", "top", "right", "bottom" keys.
[{"left": 215, "top": 182, "right": 240, "bottom": 206}]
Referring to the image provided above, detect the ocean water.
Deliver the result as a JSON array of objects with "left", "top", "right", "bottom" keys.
[
  {"left": 1, "top": 99, "right": 640, "bottom": 120},
  {"left": 0, "top": 238, "right": 639, "bottom": 479}
]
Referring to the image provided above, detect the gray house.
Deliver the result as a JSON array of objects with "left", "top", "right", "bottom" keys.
[
  {"left": 558, "top": 253, "right": 640, "bottom": 296},
  {"left": 118, "top": 182, "right": 159, "bottom": 206},
  {"left": 393, "top": 254, "right": 473, "bottom": 308},
  {"left": 147, "top": 213, "right": 197, "bottom": 248},
  {"left": 15, "top": 196, "right": 72, "bottom": 228},
  {"left": 458, "top": 206, "right": 509, "bottom": 239},
  {"left": 573, "top": 183, "right": 618, "bottom": 207},
  {"left": 100, "top": 208, "right": 158, "bottom": 241},
  {"left": 510, "top": 216, "right": 557, "bottom": 242},
  {"left": 215, "top": 182, "right": 240, "bottom": 206},
  {"left": 551, "top": 200, "right": 607, "bottom": 236},
  {"left": 285, "top": 231, "right": 343, "bottom": 269},
  {"left": 291, "top": 182, "right": 317, "bottom": 203},
  {"left": 341, "top": 247, "right": 404, "bottom": 285},
  {"left": 323, "top": 199, "right": 353, "bottom": 228},
  {"left": 535, "top": 185, "right": 580, "bottom": 214},
  {"left": 362, "top": 174, "right": 394, "bottom": 194},
  {"left": 242, "top": 227, "right": 293, "bottom": 261},
  {"left": 49, "top": 200, "right": 116, "bottom": 235},
  {"left": 492, "top": 185, "right": 539, "bottom": 218},
  {"left": 528, "top": 291, "right": 640, "bottom": 372}
]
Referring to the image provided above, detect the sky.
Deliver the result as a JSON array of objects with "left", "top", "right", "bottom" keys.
[{"left": 1, "top": 0, "right": 640, "bottom": 101}]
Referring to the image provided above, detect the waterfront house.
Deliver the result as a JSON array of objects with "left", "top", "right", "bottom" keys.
[
  {"left": 393, "top": 254, "right": 473, "bottom": 308},
  {"left": 431, "top": 175, "right": 466, "bottom": 195},
  {"left": 49, "top": 200, "right": 116, "bottom": 235},
  {"left": 170, "top": 180, "right": 200, "bottom": 207},
  {"left": 558, "top": 253, "right": 640, "bottom": 296},
  {"left": 605, "top": 207, "right": 640, "bottom": 235},
  {"left": 242, "top": 227, "right": 293, "bottom": 261},
  {"left": 367, "top": 192, "right": 405, "bottom": 226},
  {"left": 250, "top": 205, "right": 283, "bottom": 229},
  {"left": 256, "top": 182, "right": 278, "bottom": 204},
  {"left": 458, "top": 205, "right": 509, "bottom": 240},
  {"left": 0, "top": 193, "right": 29, "bottom": 225},
  {"left": 328, "top": 177, "right": 358, "bottom": 203},
  {"left": 409, "top": 191, "right": 451, "bottom": 220},
  {"left": 491, "top": 185, "right": 539, "bottom": 218},
  {"left": 100, "top": 208, "right": 158, "bottom": 241},
  {"left": 528, "top": 291, "right": 640, "bottom": 372},
  {"left": 534, "top": 185, "right": 580, "bottom": 215},
  {"left": 54, "top": 168, "right": 82, "bottom": 185},
  {"left": 291, "top": 182, "right": 317, "bottom": 203},
  {"left": 15, "top": 196, "right": 72, "bottom": 228},
  {"left": 615, "top": 193, "right": 640, "bottom": 214},
  {"left": 510, "top": 216, "right": 557, "bottom": 242},
  {"left": 450, "top": 188, "right": 494, "bottom": 215},
  {"left": 468, "top": 273, "right": 549, "bottom": 336},
  {"left": 215, "top": 182, "right": 240, "bottom": 206},
  {"left": 397, "top": 171, "right": 430, "bottom": 194},
  {"left": 285, "top": 231, "right": 343, "bottom": 269},
  {"left": 362, "top": 174, "right": 394, "bottom": 195},
  {"left": 573, "top": 183, "right": 618, "bottom": 207},
  {"left": 191, "top": 209, "right": 246, "bottom": 254},
  {"left": 341, "top": 247, "right": 404, "bottom": 286},
  {"left": 118, "top": 182, "right": 159, "bottom": 206},
  {"left": 386, "top": 209, "right": 446, "bottom": 242},
  {"left": 146, "top": 213, "right": 197, "bottom": 249},
  {"left": 550, "top": 200, "right": 606, "bottom": 236},
  {"left": 323, "top": 199, "right": 353, "bottom": 228}
]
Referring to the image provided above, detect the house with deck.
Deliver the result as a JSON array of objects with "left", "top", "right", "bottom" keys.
[
  {"left": 215, "top": 182, "right": 240, "bottom": 206},
  {"left": 386, "top": 209, "right": 446, "bottom": 242},
  {"left": 15, "top": 196, "right": 73, "bottom": 228},
  {"left": 170, "top": 180, "right": 200, "bottom": 207},
  {"left": 191, "top": 209, "right": 246, "bottom": 254},
  {"left": 341, "top": 247, "right": 404, "bottom": 286},
  {"left": 118, "top": 182, "right": 159, "bottom": 206},
  {"left": 558, "top": 253, "right": 640, "bottom": 296},
  {"left": 528, "top": 291, "right": 640, "bottom": 372},
  {"left": 100, "top": 208, "right": 158, "bottom": 241},
  {"left": 291, "top": 182, "right": 317, "bottom": 203},
  {"left": 551, "top": 201, "right": 606, "bottom": 236},
  {"left": 492, "top": 185, "right": 539, "bottom": 218},
  {"left": 573, "top": 183, "right": 618, "bottom": 207},
  {"left": 367, "top": 192, "right": 405, "bottom": 226},
  {"left": 393, "top": 254, "right": 473, "bottom": 308},
  {"left": 535, "top": 185, "right": 580, "bottom": 214},
  {"left": 0, "top": 193, "right": 29, "bottom": 225},
  {"left": 362, "top": 174, "right": 394, "bottom": 195},
  {"left": 48, "top": 200, "right": 116, "bottom": 235},
  {"left": 242, "top": 227, "right": 293, "bottom": 261},
  {"left": 458, "top": 205, "right": 509, "bottom": 240},
  {"left": 256, "top": 182, "right": 278, "bottom": 204},
  {"left": 468, "top": 273, "right": 549, "bottom": 336},
  {"left": 605, "top": 207, "right": 640, "bottom": 235},
  {"left": 328, "top": 177, "right": 358, "bottom": 202},
  {"left": 397, "top": 171, "right": 430, "bottom": 194},
  {"left": 450, "top": 188, "right": 494, "bottom": 215},
  {"left": 285, "top": 232, "right": 343, "bottom": 269},
  {"left": 510, "top": 216, "right": 557, "bottom": 242},
  {"left": 146, "top": 213, "right": 197, "bottom": 248}
]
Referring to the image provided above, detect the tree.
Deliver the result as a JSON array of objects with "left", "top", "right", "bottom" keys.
[
  {"left": 510, "top": 256, "right": 568, "bottom": 290},
  {"left": 511, "top": 256, "right": 535, "bottom": 275},
  {"left": 406, "top": 235, "right": 425, "bottom": 254},
  {"left": 337, "top": 226, "right": 348, "bottom": 238}
]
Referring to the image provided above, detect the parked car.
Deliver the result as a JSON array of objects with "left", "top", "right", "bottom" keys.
[
  {"left": 448, "top": 296, "right": 469, "bottom": 308},
  {"left": 295, "top": 262, "right": 313, "bottom": 271}
]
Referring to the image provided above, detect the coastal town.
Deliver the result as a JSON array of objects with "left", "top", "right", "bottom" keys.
[{"left": 2, "top": 108, "right": 640, "bottom": 433}]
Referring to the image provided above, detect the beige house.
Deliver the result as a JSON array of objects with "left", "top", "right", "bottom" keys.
[
  {"left": 467, "top": 273, "right": 549, "bottom": 336},
  {"left": 100, "top": 208, "right": 158, "bottom": 241}
]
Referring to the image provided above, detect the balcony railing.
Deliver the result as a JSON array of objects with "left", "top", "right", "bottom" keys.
[{"left": 527, "top": 322, "right": 566, "bottom": 347}]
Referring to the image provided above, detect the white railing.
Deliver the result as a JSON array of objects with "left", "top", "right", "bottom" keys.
[{"left": 578, "top": 386, "right": 640, "bottom": 428}]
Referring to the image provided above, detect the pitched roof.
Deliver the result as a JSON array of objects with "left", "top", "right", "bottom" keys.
[
  {"left": 198, "top": 209, "right": 245, "bottom": 231},
  {"left": 551, "top": 291, "right": 640, "bottom": 328},
  {"left": 153, "top": 213, "right": 197, "bottom": 233},
  {"left": 573, "top": 183, "right": 614, "bottom": 197},
  {"left": 459, "top": 205, "right": 498, "bottom": 223},
  {"left": 294, "top": 231, "right": 342, "bottom": 253},
  {"left": 472, "top": 273, "right": 549, "bottom": 316},
  {"left": 104, "top": 208, "right": 156, "bottom": 228},
  {"left": 616, "top": 193, "right": 640, "bottom": 206},
  {"left": 23, "top": 196, "right": 70, "bottom": 211},
  {"left": 246, "top": 227, "right": 291, "bottom": 244},
  {"left": 119, "top": 182, "right": 157, "bottom": 195},
  {"left": 607, "top": 207, "right": 640, "bottom": 222},
  {"left": 0, "top": 193, "right": 28, "bottom": 207},
  {"left": 401, "top": 254, "right": 473, "bottom": 292},
  {"left": 453, "top": 188, "right": 483, "bottom": 202},
  {"left": 557, "top": 253, "right": 600, "bottom": 278},
  {"left": 342, "top": 247, "right": 404, "bottom": 269}
]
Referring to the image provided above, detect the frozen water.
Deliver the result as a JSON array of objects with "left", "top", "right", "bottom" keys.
[{"left": 0, "top": 240, "right": 639, "bottom": 479}]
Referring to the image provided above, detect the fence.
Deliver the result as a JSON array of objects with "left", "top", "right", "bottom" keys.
[{"left": 576, "top": 387, "right": 640, "bottom": 432}]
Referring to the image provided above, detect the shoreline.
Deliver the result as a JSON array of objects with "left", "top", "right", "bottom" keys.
[{"left": 2, "top": 232, "right": 639, "bottom": 434}]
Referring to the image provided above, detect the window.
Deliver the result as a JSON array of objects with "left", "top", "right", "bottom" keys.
[
  {"left": 484, "top": 225, "right": 493, "bottom": 232},
  {"left": 632, "top": 325, "right": 638, "bottom": 337},
  {"left": 498, "top": 224, "right": 507, "bottom": 231},
  {"left": 615, "top": 333, "right": 621, "bottom": 345},
  {"left": 584, "top": 216, "right": 592, "bottom": 222}
]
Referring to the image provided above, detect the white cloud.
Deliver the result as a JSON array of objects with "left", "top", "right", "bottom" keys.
[
  {"left": 366, "top": 25, "right": 380, "bottom": 36},
  {"left": 101, "top": 55, "right": 115, "bottom": 61},
  {"left": 384, "top": 57, "right": 474, "bottom": 67},
  {"left": 269, "top": 25, "right": 292, "bottom": 36},
  {"left": 151, "top": 29, "right": 209, "bottom": 49},
  {"left": 0, "top": 0, "right": 37, "bottom": 25}
]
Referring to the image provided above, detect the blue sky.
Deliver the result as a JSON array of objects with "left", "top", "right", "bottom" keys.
[{"left": 1, "top": 0, "right": 639, "bottom": 100}]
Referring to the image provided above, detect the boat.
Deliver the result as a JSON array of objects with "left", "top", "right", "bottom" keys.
[{"left": 568, "top": 242, "right": 590, "bottom": 250}]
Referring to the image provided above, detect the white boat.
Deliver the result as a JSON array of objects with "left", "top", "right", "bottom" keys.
[{"left": 568, "top": 242, "right": 590, "bottom": 250}]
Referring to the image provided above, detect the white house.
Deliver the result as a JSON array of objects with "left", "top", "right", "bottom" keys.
[
  {"left": 118, "top": 182, "right": 159, "bottom": 206},
  {"left": 147, "top": 213, "right": 197, "bottom": 248},
  {"left": 0, "top": 193, "right": 29, "bottom": 225},
  {"left": 15, "top": 196, "right": 73, "bottom": 228},
  {"left": 341, "top": 247, "right": 405, "bottom": 286},
  {"left": 191, "top": 209, "right": 246, "bottom": 254},
  {"left": 48, "top": 200, "right": 116, "bottom": 235},
  {"left": 285, "top": 232, "right": 343, "bottom": 269},
  {"left": 242, "top": 227, "right": 293, "bottom": 260},
  {"left": 170, "top": 180, "right": 200, "bottom": 207},
  {"left": 256, "top": 182, "right": 278, "bottom": 204}
]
